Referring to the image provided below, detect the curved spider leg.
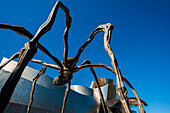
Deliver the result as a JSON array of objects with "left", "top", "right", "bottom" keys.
[
  {"left": 73, "top": 23, "right": 136, "bottom": 112},
  {"left": 100, "top": 23, "right": 131, "bottom": 113},
  {"left": 61, "top": 6, "right": 72, "bottom": 67},
  {"left": 29, "top": 1, "right": 71, "bottom": 71},
  {"left": 27, "top": 66, "right": 47, "bottom": 113},
  {"left": 71, "top": 27, "right": 104, "bottom": 68},
  {"left": 80, "top": 60, "right": 108, "bottom": 113},
  {"left": 0, "top": 52, "right": 19, "bottom": 70},
  {"left": 30, "top": 1, "right": 71, "bottom": 44},
  {"left": 0, "top": 24, "right": 34, "bottom": 38},
  {"left": 122, "top": 76, "right": 146, "bottom": 113},
  {"left": 127, "top": 97, "right": 147, "bottom": 107},
  {"left": 0, "top": 54, "right": 60, "bottom": 71},
  {"left": 0, "top": 42, "right": 37, "bottom": 112},
  {"left": 0, "top": 23, "right": 62, "bottom": 69},
  {"left": 61, "top": 81, "right": 71, "bottom": 113},
  {"left": 0, "top": 24, "right": 63, "bottom": 69},
  {"left": 0, "top": 1, "right": 67, "bottom": 111},
  {"left": 73, "top": 64, "right": 115, "bottom": 73},
  {"left": 0, "top": 52, "right": 60, "bottom": 71},
  {"left": 30, "top": 59, "right": 60, "bottom": 70}
]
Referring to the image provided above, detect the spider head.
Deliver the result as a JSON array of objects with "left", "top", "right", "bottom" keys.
[
  {"left": 62, "top": 57, "right": 74, "bottom": 68},
  {"left": 53, "top": 69, "right": 73, "bottom": 86}
]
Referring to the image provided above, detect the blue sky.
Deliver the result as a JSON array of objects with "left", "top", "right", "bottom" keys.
[{"left": 0, "top": 0, "right": 170, "bottom": 112}]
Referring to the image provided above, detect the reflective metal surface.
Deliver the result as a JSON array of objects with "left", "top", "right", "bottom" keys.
[{"left": 0, "top": 58, "right": 100, "bottom": 113}]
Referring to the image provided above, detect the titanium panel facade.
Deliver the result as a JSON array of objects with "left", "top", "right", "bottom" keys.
[{"left": 0, "top": 58, "right": 100, "bottom": 113}]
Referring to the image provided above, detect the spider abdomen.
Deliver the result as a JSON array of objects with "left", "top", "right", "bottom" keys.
[{"left": 53, "top": 69, "right": 73, "bottom": 87}]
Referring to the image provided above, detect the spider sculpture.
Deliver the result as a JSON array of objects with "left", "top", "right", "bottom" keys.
[{"left": 0, "top": 1, "right": 147, "bottom": 113}]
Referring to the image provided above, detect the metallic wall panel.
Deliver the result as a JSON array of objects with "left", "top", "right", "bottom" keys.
[
  {"left": 0, "top": 58, "right": 101, "bottom": 113},
  {"left": 71, "top": 85, "right": 95, "bottom": 97}
]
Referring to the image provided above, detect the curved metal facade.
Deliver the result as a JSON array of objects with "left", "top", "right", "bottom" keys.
[{"left": 0, "top": 58, "right": 101, "bottom": 113}]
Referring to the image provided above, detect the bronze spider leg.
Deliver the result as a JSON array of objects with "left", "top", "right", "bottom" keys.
[
  {"left": 0, "top": 55, "right": 60, "bottom": 71},
  {"left": 127, "top": 97, "right": 147, "bottom": 107},
  {"left": 27, "top": 66, "right": 47, "bottom": 113},
  {"left": 122, "top": 76, "right": 146, "bottom": 113},
  {"left": 100, "top": 23, "right": 146, "bottom": 113},
  {"left": 0, "top": 24, "right": 62, "bottom": 69},
  {"left": 54, "top": 7, "right": 71, "bottom": 111},
  {"left": 0, "top": 1, "right": 69, "bottom": 111},
  {"left": 73, "top": 64, "right": 115, "bottom": 73},
  {"left": 0, "top": 42, "right": 37, "bottom": 112},
  {"left": 80, "top": 60, "right": 108, "bottom": 113},
  {"left": 97, "top": 23, "right": 131, "bottom": 113},
  {"left": 71, "top": 23, "right": 146, "bottom": 112},
  {"left": 61, "top": 81, "right": 71, "bottom": 113},
  {"left": 70, "top": 26, "right": 104, "bottom": 69},
  {"left": 62, "top": 7, "right": 72, "bottom": 67},
  {"left": 30, "top": 59, "right": 60, "bottom": 70},
  {"left": 31, "top": 3, "right": 71, "bottom": 112}
]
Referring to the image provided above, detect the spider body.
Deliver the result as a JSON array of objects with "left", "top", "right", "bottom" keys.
[{"left": 53, "top": 58, "right": 74, "bottom": 86}]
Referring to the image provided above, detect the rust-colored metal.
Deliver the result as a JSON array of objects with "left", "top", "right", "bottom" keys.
[{"left": 61, "top": 81, "right": 71, "bottom": 113}]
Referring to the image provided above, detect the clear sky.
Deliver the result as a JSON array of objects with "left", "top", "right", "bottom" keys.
[{"left": 0, "top": 0, "right": 170, "bottom": 113}]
